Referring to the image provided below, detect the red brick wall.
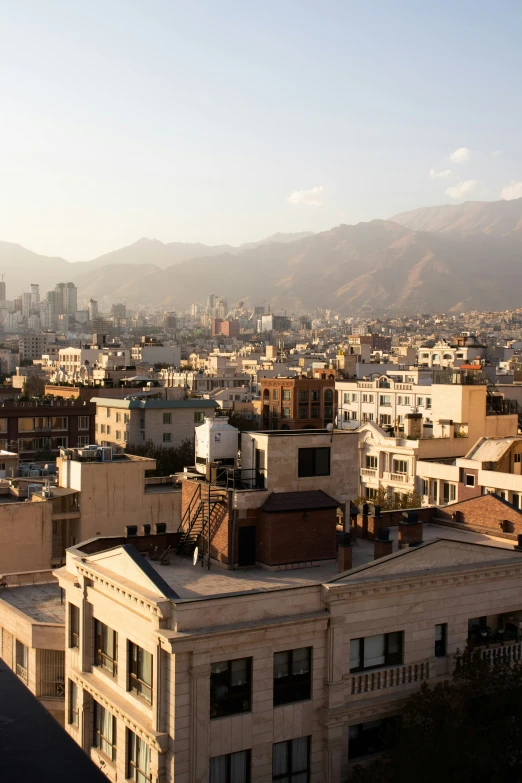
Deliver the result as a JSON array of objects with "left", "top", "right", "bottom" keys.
[
  {"left": 457, "top": 468, "right": 481, "bottom": 502},
  {"left": 258, "top": 508, "right": 336, "bottom": 565},
  {"left": 437, "top": 493, "right": 522, "bottom": 535}
]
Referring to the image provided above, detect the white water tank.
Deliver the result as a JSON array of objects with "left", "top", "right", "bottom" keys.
[{"left": 195, "top": 416, "right": 239, "bottom": 475}]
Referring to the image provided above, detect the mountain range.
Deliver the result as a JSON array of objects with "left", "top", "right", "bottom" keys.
[{"left": 2, "top": 199, "right": 522, "bottom": 314}]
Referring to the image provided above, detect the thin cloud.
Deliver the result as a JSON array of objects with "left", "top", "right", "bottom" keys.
[
  {"left": 445, "top": 179, "right": 479, "bottom": 199},
  {"left": 287, "top": 186, "right": 325, "bottom": 206},
  {"left": 492, "top": 150, "right": 502, "bottom": 157},
  {"left": 449, "top": 147, "right": 471, "bottom": 164},
  {"left": 429, "top": 168, "right": 454, "bottom": 179},
  {"left": 501, "top": 181, "right": 522, "bottom": 200}
]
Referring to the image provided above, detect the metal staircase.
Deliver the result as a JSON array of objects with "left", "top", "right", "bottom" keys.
[{"left": 176, "top": 483, "right": 227, "bottom": 557}]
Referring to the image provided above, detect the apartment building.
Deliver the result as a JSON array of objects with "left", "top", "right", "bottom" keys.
[
  {"left": 0, "top": 399, "right": 95, "bottom": 458},
  {"left": 416, "top": 336, "right": 487, "bottom": 368},
  {"left": 356, "top": 371, "right": 518, "bottom": 504},
  {"left": 55, "top": 517, "right": 522, "bottom": 782},
  {"left": 261, "top": 377, "right": 336, "bottom": 430},
  {"left": 130, "top": 337, "right": 181, "bottom": 367},
  {"left": 0, "top": 447, "right": 180, "bottom": 574},
  {"left": 19, "top": 334, "right": 48, "bottom": 361},
  {"left": 93, "top": 397, "right": 218, "bottom": 450},
  {"left": 0, "top": 574, "right": 65, "bottom": 724}
]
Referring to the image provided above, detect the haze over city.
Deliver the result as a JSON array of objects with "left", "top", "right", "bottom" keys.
[{"left": 2, "top": 0, "right": 522, "bottom": 259}]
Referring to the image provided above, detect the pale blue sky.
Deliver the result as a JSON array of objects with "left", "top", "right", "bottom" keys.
[{"left": 0, "top": 0, "right": 520, "bottom": 259}]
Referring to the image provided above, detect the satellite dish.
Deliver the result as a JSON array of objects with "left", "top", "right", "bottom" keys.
[
  {"left": 326, "top": 423, "right": 334, "bottom": 432},
  {"left": 192, "top": 546, "right": 199, "bottom": 566}
]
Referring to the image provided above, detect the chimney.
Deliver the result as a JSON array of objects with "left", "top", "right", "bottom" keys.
[
  {"left": 337, "top": 532, "right": 352, "bottom": 572},
  {"left": 357, "top": 503, "right": 369, "bottom": 539},
  {"left": 374, "top": 527, "right": 393, "bottom": 559},
  {"left": 398, "top": 510, "right": 423, "bottom": 549},
  {"left": 367, "top": 504, "right": 382, "bottom": 539},
  {"left": 404, "top": 412, "right": 422, "bottom": 439}
]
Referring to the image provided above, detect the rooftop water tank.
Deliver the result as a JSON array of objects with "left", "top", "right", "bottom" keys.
[{"left": 195, "top": 416, "right": 239, "bottom": 475}]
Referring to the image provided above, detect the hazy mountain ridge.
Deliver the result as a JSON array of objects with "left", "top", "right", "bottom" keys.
[{"left": 2, "top": 198, "right": 522, "bottom": 313}]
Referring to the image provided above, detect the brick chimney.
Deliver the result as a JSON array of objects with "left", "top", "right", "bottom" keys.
[
  {"left": 356, "top": 503, "right": 369, "bottom": 539},
  {"left": 367, "top": 504, "right": 382, "bottom": 539},
  {"left": 337, "top": 532, "right": 353, "bottom": 572},
  {"left": 398, "top": 511, "right": 423, "bottom": 549},
  {"left": 404, "top": 412, "right": 422, "bottom": 439},
  {"left": 374, "top": 527, "right": 393, "bottom": 559}
]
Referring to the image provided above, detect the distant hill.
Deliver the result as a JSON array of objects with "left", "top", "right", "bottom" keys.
[
  {"left": 2, "top": 199, "right": 522, "bottom": 313},
  {"left": 391, "top": 197, "right": 522, "bottom": 236}
]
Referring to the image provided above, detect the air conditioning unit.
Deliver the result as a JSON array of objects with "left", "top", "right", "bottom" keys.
[
  {"left": 142, "top": 524, "right": 151, "bottom": 536},
  {"left": 27, "top": 484, "right": 40, "bottom": 498},
  {"left": 125, "top": 525, "right": 138, "bottom": 537},
  {"left": 155, "top": 522, "right": 166, "bottom": 534},
  {"left": 98, "top": 447, "right": 113, "bottom": 462},
  {"left": 78, "top": 449, "right": 97, "bottom": 459}
]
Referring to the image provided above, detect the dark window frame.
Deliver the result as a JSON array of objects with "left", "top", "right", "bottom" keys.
[
  {"left": 127, "top": 728, "right": 152, "bottom": 782},
  {"left": 68, "top": 679, "right": 79, "bottom": 726},
  {"left": 297, "top": 447, "right": 330, "bottom": 478},
  {"left": 435, "top": 623, "right": 447, "bottom": 657},
  {"left": 273, "top": 736, "right": 310, "bottom": 781},
  {"left": 69, "top": 603, "right": 79, "bottom": 649},
  {"left": 350, "top": 632, "right": 403, "bottom": 673},
  {"left": 349, "top": 716, "right": 401, "bottom": 760},
  {"left": 209, "top": 750, "right": 251, "bottom": 783},
  {"left": 128, "top": 642, "right": 153, "bottom": 705},
  {"left": 210, "top": 657, "right": 252, "bottom": 719},
  {"left": 93, "top": 700, "right": 117, "bottom": 762},
  {"left": 94, "top": 619, "right": 118, "bottom": 677},
  {"left": 273, "top": 647, "right": 312, "bottom": 707}
]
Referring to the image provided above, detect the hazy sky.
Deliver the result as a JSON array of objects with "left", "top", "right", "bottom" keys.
[{"left": 1, "top": 0, "right": 521, "bottom": 260}]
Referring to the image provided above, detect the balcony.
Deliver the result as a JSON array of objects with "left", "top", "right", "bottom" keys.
[
  {"left": 383, "top": 471, "right": 411, "bottom": 483},
  {"left": 349, "top": 659, "right": 433, "bottom": 697},
  {"left": 361, "top": 468, "right": 377, "bottom": 478}
]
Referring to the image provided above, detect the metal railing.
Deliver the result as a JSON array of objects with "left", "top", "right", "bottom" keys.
[
  {"left": 350, "top": 659, "right": 432, "bottom": 695},
  {"left": 39, "top": 650, "right": 65, "bottom": 699},
  {"left": 16, "top": 663, "right": 28, "bottom": 684}
]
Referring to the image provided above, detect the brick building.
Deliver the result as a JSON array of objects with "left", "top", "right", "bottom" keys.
[
  {"left": 0, "top": 399, "right": 95, "bottom": 459},
  {"left": 261, "top": 377, "right": 336, "bottom": 430},
  {"left": 211, "top": 318, "right": 240, "bottom": 339}
]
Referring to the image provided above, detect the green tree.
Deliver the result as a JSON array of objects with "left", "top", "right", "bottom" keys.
[
  {"left": 22, "top": 375, "right": 46, "bottom": 398},
  {"left": 353, "top": 487, "right": 422, "bottom": 512},
  {"left": 353, "top": 648, "right": 522, "bottom": 783},
  {"left": 125, "top": 438, "right": 194, "bottom": 477}
]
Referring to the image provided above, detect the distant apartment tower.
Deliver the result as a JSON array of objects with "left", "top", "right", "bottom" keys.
[
  {"left": 54, "top": 283, "right": 77, "bottom": 316},
  {"left": 30, "top": 284, "right": 40, "bottom": 307},
  {"left": 211, "top": 318, "right": 240, "bottom": 339},
  {"left": 0, "top": 277, "right": 6, "bottom": 301},
  {"left": 111, "top": 302, "right": 126, "bottom": 318},
  {"left": 259, "top": 313, "right": 291, "bottom": 333},
  {"left": 207, "top": 293, "right": 218, "bottom": 309},
  {"left": 88, "top": 298, "right": 98, "bottom": 321},
  {"left": 18, "top": 334, "right": 47, "bottom": 361},
  {"left": 39, "top": 301, "right": 55, "bottom": 330},
  {"left": 22, "top": 292, "right": 32, "bottom": 318}
]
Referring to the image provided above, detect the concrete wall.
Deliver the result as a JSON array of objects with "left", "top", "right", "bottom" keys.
[{"left": 0, "top": 501, "right": 52, "bottom": 572}]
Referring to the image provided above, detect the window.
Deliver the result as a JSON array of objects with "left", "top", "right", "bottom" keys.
[
  {"left": 282, "top": 389, "right": 291, "bottom": 400},
  {"left": 397, "top": 396, "right": 403, "bottom": 405},
  {"left": 124, "top": 413, "right": 130, "bottom": 424},
  {"left": 39, "top": 649, "right": 65, "bottom": 699},
  {"left": 349, "top": 716, "right": 401, "bottom": 760},
  {"left": 422, "top": 479, "right": 429, "bottom": 497},
  {"left": 404, "top": 396, "right": 410, "bottom": 406},
  {"left": 51, "top": 436, "right": 68, "bottom": 449},
  {"left": 366, "top": 487, "right": 378, "bottom": 500},
  {"left": 368, "top": 394, "right": 374, "bottom": 403},
  {"left": 417, "top": 397, "right": 424, "bottom": 406},
  {"left": 210, "top": 658, "right": 252, "bottom": 718},
  {"left": 93, "top": 700, "right": 116, "bottom": 762},
  {"left": 100, "top": 424, "right": 106, "bottom": 434},
  {"left": 350, "top": 410, "right": 356, "bottom": 420},
  {"left": 311, "top": 390, "right": 320, "bottom": 402},
  {"left": 380, "top": 395, "right": 391, "bottom": 406},
  {"left": 210, "top": 751, "right": 250, "bottom": 783},
  {"left": 273, "top": 737, "right": 310, "bottom": 782},
  {"left": 366, "top": 455, "right": 377, "bottom": 469},
  {"left": 343, "top": 392, "right": 351, "bottom": 404},
  {"left": 325, "top": 389, "right": 333, "bottom": 402},
  {"left": 298, "top": 407, "right": 308, "bottom": 420},
  {"left": 426, "top": 397, "right": 432, "bottom": 409},
  {"left": 124, "top": 432, "right": 128, "bottom": 442},
  {"left": 15, "top": 639, "right": 28, "bottom": 684},
  {"left": 310, "top": 406, "right": 320, "bottom": 419},
  {"left": 392, "top": 460, "right": 408, "bottom": 475},
  {"left": 0, "top": 418, "right": 6, "bottom": 433},
  {"left": 69, "top": 603, "right": 79, "bottom": 648},
  {"left": 351, "top": 393, "right": 357, "bottom": 402},
  {"left": 350, "top": 632, "right": 403, "bottom": 672},
  {"left": 272, "top": 389, "right": 279, "bottom": 401},
  {"left": 380, "top": 414, "right": 391, "bottom": 426},
  {"left": 51, "top": 416, "right": 68, "bottom": 430},
  {"left": 442, "top": 483, "right": 456, "bottom": 502},
  {"left": 127, "top": 729, "right": 151, "bottom": 783},
  {"left": 78, "top": 416, "right": 89, "bottom": 430},
  {"left": 273, "top": 647, "right": 311, "bottom": 706},
  {"left": 298, "top": 447, "right": 330, "bottom": 478},
  {"left": 106, "top": 409, "right": 111, "bottom": 418},
  {"left": 281, "top": 407, "right": 291, "bottom": 419},
  {"left": 128, "top": 642, "right": 153, "bottom": 704},
  {"left": 115, "top": 430, "right": 121, "bottom": 440},
  {"left": 163, "top": 432, "right": 172, "bottom": 443},
  {"left": 68, "top": 680, "right": 79, "bottom": 726},
  {"left": 94, "top": 620, "right": 118, "bottom": 677},
  {"left": 77, "top": 435, "right": 89, "bottom": 446},
  {"left": 465, "top": 474, "right": 475, "bottom": 487},
  {"left": 435, "top": 624, "right": 447, "bottom": 657},
  {"left": 299, "top": 390, "right": 308, "bottom": 402},
  {"left": 106, "top": 425, "right": 111, "bottom": 436},
  {"left": 115, "top": 412, "right": 121, "bottom": 423},
  {"left": 513, "top": 494, "right": 520, "bottom": 509},
  {"left": 515, "top": 454, "right": 522, "bottom": 464},
  {"left": 163, "top": 412, "right": 172, "bottom": 424},
  {"left": 194, "top": 412, "right": 205, "bottom": 423}
]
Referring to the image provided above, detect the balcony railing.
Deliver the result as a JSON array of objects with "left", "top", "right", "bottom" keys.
[
  {"left": 16, "top": 663, "right": 28, "bottom": 684},
  {"left": 383, "top": 471, "right": 410, "bottom": 483},
  {"left": 349, "top": 659, "right": 432, "bottom": 696},
  {"left": 361, "top": 468, "right": 377, "bottom": 477},
  {"left": 479, "top": 640, "right": 522, "bottom": 665}
]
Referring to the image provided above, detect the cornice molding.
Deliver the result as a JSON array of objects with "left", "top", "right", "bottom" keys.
[{"left": 77, "top": 565, "right": 165, "bottom": 619}]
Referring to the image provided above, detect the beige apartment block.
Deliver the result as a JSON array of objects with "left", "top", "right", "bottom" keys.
[
  {"left": 93, "top": 397, "right": 218, "bottom": 451},
  {"left": 55, "top": 523, "right": 522, "bottom": 783},
  {"left": 0, "top": 571, "right": 65, "bottom": 724},
  {"left": 0, "top": 450, "right": 181, "bottom": 574}
]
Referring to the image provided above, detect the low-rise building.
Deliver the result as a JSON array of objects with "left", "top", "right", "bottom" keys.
[{"left": 261, "top": 377, "right": 336, "bottom": 430}]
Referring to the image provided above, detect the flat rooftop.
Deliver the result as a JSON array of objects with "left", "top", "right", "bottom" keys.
[
  {"left": 0, "top": 582, "right": 64, "bottom": 624},
  {"left": 147, "top": 523, "right": 519, "bottom": 601}
]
